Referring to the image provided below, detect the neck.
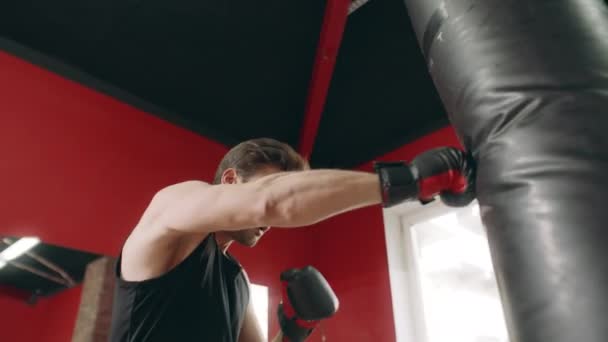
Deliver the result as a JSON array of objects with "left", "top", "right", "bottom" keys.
[{"left": 214, "top": 232, "right": 233, "bottom": 253}]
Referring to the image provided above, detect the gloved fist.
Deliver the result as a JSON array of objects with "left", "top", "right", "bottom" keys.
[
  {"left": 278, "top": 266, "right": 339, "bottom": 342},
  {"left": 374, "top": 147, "right": 476, "bottom": 208}
]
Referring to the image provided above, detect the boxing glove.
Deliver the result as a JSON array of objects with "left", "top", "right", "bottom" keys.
[
  {"left": 278, "top": 266, "right": 339, "bottom": 342},
  {"left": 373, "top": 147, "right": 476, "bottom": 208}
]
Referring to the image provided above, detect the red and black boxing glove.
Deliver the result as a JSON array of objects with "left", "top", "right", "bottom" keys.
[
  {"left": 373, "top": 147, "right": 476, "bottom": 208},
  {"left": 278, "top": 266, "right": 339, "bottom": 342}
]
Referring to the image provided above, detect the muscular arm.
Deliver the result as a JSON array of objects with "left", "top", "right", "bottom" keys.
[
  {"left": 158, "top": 169, "right": 382, "bottom": 234},
  {"left": 238, "top": 292, "right": 285, "bottom": 342},
  {"left": 239, "top": 270, "right": 283, "bottom": 342},
  {"left": 238, "top": 300, "right": 284, "bottom": 342},
  {"left": 121, "top": 169, "right": 381, "bottom": 281},
  {"left": 118, "top": 170, "right": 380, "bottom": 283},
  {"left": 238, "top": 296, "right": 266, "bottom": 342}
]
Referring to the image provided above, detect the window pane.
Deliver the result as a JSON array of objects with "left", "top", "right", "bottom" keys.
[
  {"left": 411, "top": 204, "right": 509, "bottom": 342},
  {"left": 251, "top": 284, "right": 269, "bottom": 340}
]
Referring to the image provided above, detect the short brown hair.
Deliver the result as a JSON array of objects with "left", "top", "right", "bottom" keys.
[{"left": 213, "top": 138, "right": 309, "bottom": 184}]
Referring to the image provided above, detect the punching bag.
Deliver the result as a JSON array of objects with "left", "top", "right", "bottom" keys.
[{"left": 402, "top": 1, "right": 608, "bottom": 341}]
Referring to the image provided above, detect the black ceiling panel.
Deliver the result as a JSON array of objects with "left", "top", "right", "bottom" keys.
[
  {"left": 311, "top": 0, "right": 448, "bottom": 168},
  {"left": 0, "top": 0, "right": 326, "bottom": 148}
]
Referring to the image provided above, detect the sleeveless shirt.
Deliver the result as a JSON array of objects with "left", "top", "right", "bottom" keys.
[{"left": 109, "top": 234, "right": 249, "bottom": 342}]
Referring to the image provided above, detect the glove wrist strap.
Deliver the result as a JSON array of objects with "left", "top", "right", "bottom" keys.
[
  {"left": 373, "top": 161, "right": 419, "bottom": 208},
  {"left": 278, "top": 304, "right": 315, "bottom": 342}
]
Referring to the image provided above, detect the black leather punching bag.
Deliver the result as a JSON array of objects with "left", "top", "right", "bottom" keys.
[{"left": 402, "top": 1, "right": 608, "bottom": 341}]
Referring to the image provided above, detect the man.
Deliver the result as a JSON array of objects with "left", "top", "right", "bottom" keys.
[{"left": 109, "top": 137, "right": 475, "bottom": 342}]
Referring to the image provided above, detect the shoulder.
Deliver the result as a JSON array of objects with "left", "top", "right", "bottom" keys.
[
  {"left": 147, "top": 180, "right": 211, "bottom": 211},
  {"left": 155, "top": 180, "right": 211, "bottom": 198}
]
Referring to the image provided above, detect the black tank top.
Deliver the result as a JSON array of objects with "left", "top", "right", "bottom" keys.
[{"left": 109, "top": 234, "right": 249, "bottom": 342}]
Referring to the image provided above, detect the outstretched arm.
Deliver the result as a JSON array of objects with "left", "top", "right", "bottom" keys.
[
  {"left": 156, "top": 169, "right": 382, "bottom": 234},
  {"left": 120, "top": 147, "right": 474, "bottom": 282},
  {"left": 153, "top": 147, "right": 475, "bottom": 236}
]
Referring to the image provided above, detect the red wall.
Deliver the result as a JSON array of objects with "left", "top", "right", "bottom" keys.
[
  {"left": 0, "top": 286, "right": 83, "bottom": 342},
  {"left": 0, "top": 51, "right": 315, "bottom": 341}
]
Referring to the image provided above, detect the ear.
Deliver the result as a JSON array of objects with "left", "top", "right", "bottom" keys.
[{"left": 221, "top": 168, "right": 239, "bottom": 184}]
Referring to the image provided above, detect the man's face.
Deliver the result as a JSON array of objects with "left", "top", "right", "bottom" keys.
[{"left": 222, "top": 166, "right": 280, "bottom": 247}]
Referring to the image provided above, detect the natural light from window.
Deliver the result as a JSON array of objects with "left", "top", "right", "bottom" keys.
[
  {"left": 411, "top": 204, "right": 509, "bottom": 342},
  {"left": 250, "top": 283, "right": 269, "bottom": 340}
]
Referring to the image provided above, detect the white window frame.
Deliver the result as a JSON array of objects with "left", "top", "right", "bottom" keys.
[{"left": 382, "top": 200, "right": 479, "bottom": 342}]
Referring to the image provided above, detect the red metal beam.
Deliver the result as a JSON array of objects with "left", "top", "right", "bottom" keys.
[{"left": 298, "top": 0, "right": 351, "bottom": 160}]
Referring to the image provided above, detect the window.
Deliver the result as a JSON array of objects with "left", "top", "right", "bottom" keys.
[
  {"left": 411, "top": 205, "right": 508, "bottom": 342},
  {"left": 250, "top": 283, "right": 269, "bottom": 340},
  {"left": 384, "top": 201, "right": 509, "bottom": 342}
]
